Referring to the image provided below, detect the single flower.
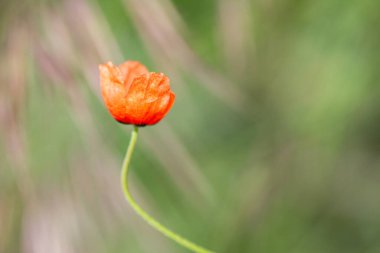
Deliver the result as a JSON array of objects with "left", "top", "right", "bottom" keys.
[{"left": 99, "top": 61, "right": 175, "bottom": 126}]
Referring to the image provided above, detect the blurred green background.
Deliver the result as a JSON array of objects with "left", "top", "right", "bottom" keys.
[{"left": 1, "top": 0, "right": 380, "bottom": 252}]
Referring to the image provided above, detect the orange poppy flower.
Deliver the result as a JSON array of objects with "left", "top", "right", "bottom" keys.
[{"left": 99, "top": 61, "right": 175, "bottom": 126}]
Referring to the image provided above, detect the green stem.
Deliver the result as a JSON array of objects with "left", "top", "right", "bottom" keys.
[{"left": 121, "top": 126, "right": 215, "bottom": 253}]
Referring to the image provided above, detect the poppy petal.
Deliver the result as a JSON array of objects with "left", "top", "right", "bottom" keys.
[{"left": 99, "top": 61, "right": 175, "bottom": 125}]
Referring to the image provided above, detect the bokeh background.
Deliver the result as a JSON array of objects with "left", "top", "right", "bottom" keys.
[{"left": 1, "top": 0, "right": 380, "bottom": 252}]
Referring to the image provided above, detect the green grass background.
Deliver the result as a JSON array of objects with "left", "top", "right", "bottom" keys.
[{"left": 1, "top": 0, "right": 380, "bottom": 252}]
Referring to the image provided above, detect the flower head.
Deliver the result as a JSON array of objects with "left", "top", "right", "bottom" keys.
[{"left": 99, "top": 61, "right": 175, "bottom": 126}]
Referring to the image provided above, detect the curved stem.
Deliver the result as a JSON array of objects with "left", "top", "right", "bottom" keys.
[{"left": 121, "top": 126, "right": 215, "bottom": 253}]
